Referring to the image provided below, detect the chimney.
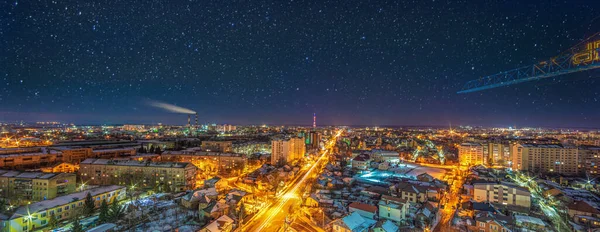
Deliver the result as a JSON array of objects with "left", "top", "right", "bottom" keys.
[
  {"left": 187, "top": 114, "right": 191, "bottom": 127},
  {"left": 195, "top": 113, "right": 198, "bottom": 127}
]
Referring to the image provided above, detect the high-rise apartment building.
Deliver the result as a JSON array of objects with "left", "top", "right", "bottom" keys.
[
  {"left": 510, "top": 144, "right": 579, "bottom": 175},
  {"left": 305, "top": 131, "right": 321, "bottom": 149},
  {"left": 459, "top": 143, "right": 484, "bottom": 166},
  {"left": 485, "top": 143, "right": 510, "bottom": 166},
  {"left": 271, "top": 137, "right": 306, "bottom": 165},
  {"left": 579, "top": 146, "right": 600, "bottom": 176}
]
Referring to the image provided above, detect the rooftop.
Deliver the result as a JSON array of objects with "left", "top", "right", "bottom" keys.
[
  {"left": 81, "top": 158, "right": 192, "bottom": 168},
  {"left": 0, "top": 170, "right": 63, "bottom": 179},
  {"left": 349, "top": 202, "right": 378, "bottom": 213}
]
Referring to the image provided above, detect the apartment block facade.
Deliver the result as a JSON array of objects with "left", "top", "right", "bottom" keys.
[
  {"left": 459, "top": 143, "right": 484, "bottom": 166},
  {"left": 473, "top": 182, "right": 531, "bottom": 208},
  {"left": 0, "top": 171, "right": 76, "bottom": 203},
  {"left": 271, "top": 137, "right": 305, "bottom": 166},
  {"left": 511, "top": 144, "right": 579, "bottom": 175},
  {"left": 79, "top": 158, "right": 197, "bottom": 192},
  {"left": 3, "top": 185, "right": 126, "bottom": 232}
]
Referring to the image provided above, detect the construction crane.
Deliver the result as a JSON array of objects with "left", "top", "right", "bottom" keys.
[{"left": 458, "top": 32, "right": 600, "bottom": 93}]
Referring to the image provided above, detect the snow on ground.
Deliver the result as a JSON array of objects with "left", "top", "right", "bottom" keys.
[
  {"left": 405, "top": 165, "right": 447, "bottom": 180},
  {"left": 357, "top": 163, "right": 448, "bottom": 184},
  {"left": 132, "top": 204, "right": 200, "bottom": 232}
]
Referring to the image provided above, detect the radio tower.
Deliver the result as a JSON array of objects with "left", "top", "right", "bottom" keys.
[{"left": 313, "top": 113, "right": 316, "bottom": 128}]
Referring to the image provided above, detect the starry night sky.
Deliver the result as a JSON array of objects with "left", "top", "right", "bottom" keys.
[{"left": 1, "top": 0, "right": 599, "bottom": 127}]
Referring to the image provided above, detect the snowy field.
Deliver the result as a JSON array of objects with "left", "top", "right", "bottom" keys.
[
  {"left": 404, "top": 165, "right": 447, "bottom": 180},
  {"left": 357, "top": 163, "right": 448, "bottom": 184}
]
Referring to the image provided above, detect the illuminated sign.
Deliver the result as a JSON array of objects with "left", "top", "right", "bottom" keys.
[{"left": 572, "top": 40, "right": 600, "bottom": 65}]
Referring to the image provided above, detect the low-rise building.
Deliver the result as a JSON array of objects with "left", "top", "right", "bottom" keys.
[
  {"left": 199, "top": 215, "right": 234, "bottom": 232},
  {"left": 331, "top": 211, "right": 376, "bottom": 232},
  {"left": 568, "top": 200, "right": 600, "bottom": 227},
  {"left": 474, "top": 215, "right": 513, "bottom": 232},
  {"left": 378, "top": 195, "right": 409, "bottom": 223},
  {"left": 348, "top": 202, "right": 377, "bottom": 219},
  {"left": 3, "top": 185, "right": 126, "bottom": 232},
  {"left": 397, "top": 185, "right": 428, "bottom": 203},
  {"left": 0, "top": 170, "right": 76, "bottom": 203},
  {"left": 352, "top": 154, "right": 371, "bottom": 170},
  {"left": 79, "top": 158, "right": 197, "bottom": 192}
]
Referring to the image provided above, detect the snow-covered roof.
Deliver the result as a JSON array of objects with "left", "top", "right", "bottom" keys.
[
  {"left": 0, "top": 170, "right": 62, "bottom": 179},
  {"left": 515, "top": 215, "right": 545, "bottom": 226},
  {"left": 202, "top": 215, "right": 233, "bottom": 232},
  {"left": 342, "top": 212, "right": 376, "bottom": 231},
  {"left": 381, "top": 220, "right": 399, "bottom": 232}
]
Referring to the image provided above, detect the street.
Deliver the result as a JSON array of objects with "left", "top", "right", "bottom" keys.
[
  {"left": 240, "top": 131, "right": 341, "bottom": 232},
  {"left": 433, "top": 166, "right": 464, "bottom": 232}
]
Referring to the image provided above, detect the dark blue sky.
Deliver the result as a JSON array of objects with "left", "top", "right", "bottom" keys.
[{"left": 1, "top": 0, "right": 599, "bottom": 127}]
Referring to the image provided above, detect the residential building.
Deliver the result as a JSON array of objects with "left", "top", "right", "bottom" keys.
[
  {"left": 473, "top": 182, "right": 530, "bottom": 208},
  {"left": 3, "top": 185, "right": 126, "bottom": 232},
  {"left": 370, "top": 150, "right": 400, "bottom": 163},
  {"left": 579, "top": 146, "right": 600, "bottom": 176},
  {"left": 372, "top": 220, "right": 399, "bottom": 232},
  {"left": 232, "top": 142, "right": 270, "bottom": 156},
  {"left": 514, "top": 215, "right": 545, "bottom": 231},
  {"left": 0, "top": 150, "right": 59, "bottom": 169},
  {"left": 568, "top": 200, "right": 600, "bottom": 227},
  {"left": 348, "top": 202, "right": 378, "bottom": 219},
  {"left": 161, "top": 151, "right": 247, "bottom": 177},
  {"left": 199, "top": 215, "right": 234, "bottom": 232},
  {"left": 79, "top": 158, "right": 197, "bottom": 192},
  {"left": 0, "top": 170, "right": 76, "bottom": 203},
  {"left": 0, "top": 145, "right": 137, "bottom": 169},
  {"left": 474, "top": 215, "right": 513, "bottom": 232},
  {"left": 201, "top": 141, "right": 233, "bottom": 152},
  {"left": 331, "top": 211, "right": 376, "bottom": 232},
  {"left": 511, "top": 144, "right": 579, "bottom": 175},
  {"left": 352, "top": 154, "right": 371, "bottom": 170},
  {"left": 271, "top": 137, "right": 305, "bottom": 166},
  {"left": 396, "top": 184, "right": 428, "bottom": 203},
  {"left": 485, "top": 143, "right": 510, "bottom": 166},
  {"left": 378, "top": 195, "right": 409, "bottom": 223},
  {"left": 459, "top": 143, "right": 484, "bottom": 166},
  {"left": 305, "top": 131, "right": 321, "bottom": 149}
]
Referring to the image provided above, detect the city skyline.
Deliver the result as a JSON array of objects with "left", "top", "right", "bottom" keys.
[{"left": 1, "top": 1, "right": 600, "bottom": 126}]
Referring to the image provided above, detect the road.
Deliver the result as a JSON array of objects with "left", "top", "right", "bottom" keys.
[
  {"left": 240, "top": 131, "right": 341, "bottom": 232},
  {"left": 433, "top": 166, "right": 464, "bottom": 232},
  {"left": 510, "top": 172, "right": 572, "bottom": 232}
]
